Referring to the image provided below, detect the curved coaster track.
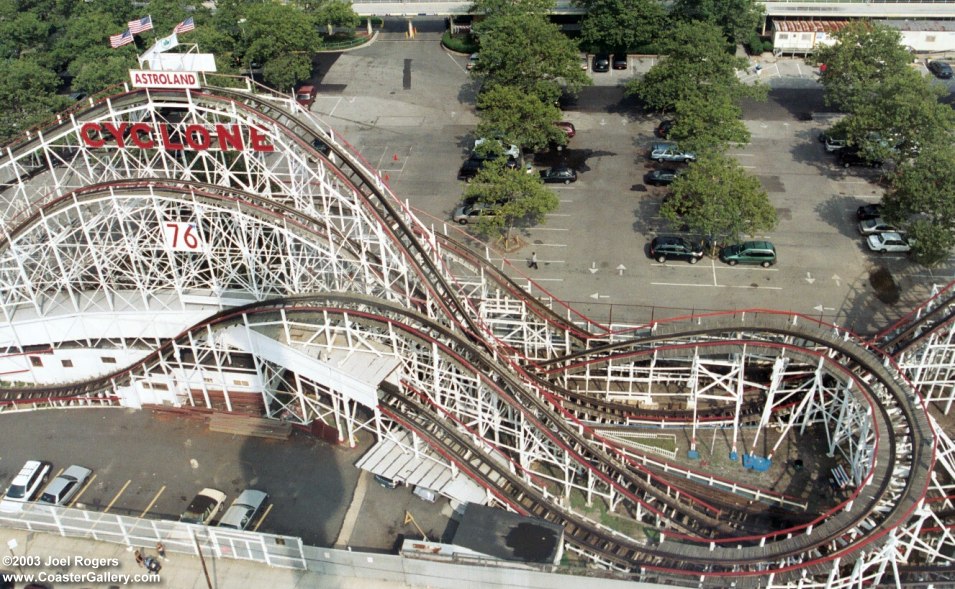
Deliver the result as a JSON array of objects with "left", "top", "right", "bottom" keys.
[{"left": 0, "top": 78, "right": 951, "bottom": 587}]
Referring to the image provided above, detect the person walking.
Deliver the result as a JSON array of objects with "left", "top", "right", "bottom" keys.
[
  {"left": 134, "top": 549, "right": 144, "bottom": 567},
  {"left": 156, "top": 541, "right": 166, "bottom": 559},
  {"left": 529, "top": 252, "right": 539, "bottom": 269}
]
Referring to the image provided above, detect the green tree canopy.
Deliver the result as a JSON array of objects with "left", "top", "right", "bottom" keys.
[
  {"left": 661, "top": 152, "right": 777, "bottom": 246},
  {"left": 476, "top": 85, "right": 565, "bottom": 151},
  {"left": 242, "top": 3, "right": 321, "bottom": 88},
  {"left": 831, "top": 67, "right": 954, "bottom": 162},
  {"left": 472, "top": 7, "right": 590, "bottom": 103},
  {"left": 0, "top": 58, "right": 66, "bottom": 139},
  {"left": 576, "top": 0, "right": 666, "bottom": 52},
  {"left": 625, "top": 21, "right": 762, "bottom": 113},
  {"left": 462, "top": 158, "right": 559, "bottom": 246},
  {"left": 313, "top": 0, "right": 360, "bottom": 35},
  {"left": 813, "top": 21, "right": 915, "bottom": 113},
  {"left": 883, "top": 145, "right": 955, "bottom": 265},
  {"left": 670, "top": 0, "right": 764, "bottom": 45},
  {"left": 669, "top": 92, "right": 750, "bottom": 152}
]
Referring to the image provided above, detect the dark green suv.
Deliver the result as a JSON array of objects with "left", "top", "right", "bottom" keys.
[
  {"left": 720, "top": 241, "right": 777, "bottom": 267},
  {"left": 649, "top": 236, "right": 704, "bottom": 264}
]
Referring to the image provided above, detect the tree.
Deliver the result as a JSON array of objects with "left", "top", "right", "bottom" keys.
[
  {"left": 830, "top": 67, "right": 954, "bottom": 163},
  {"left": 476, "top": 85, "right": 565, "bottom": 151},
  {"left": 462, "top": 158, "right": 559, "bottom": 247},
  {"left": 670, "top": 0, "right": 764, "bottom": 46},
  {"left": 882, "top": 145, "right": 955, "bottom": 266},
  {"left": 472, "top": 6, "right": 590, "bottom": 104},
  {"left": 312, "top": 0, "right": 360, "bottom": 35},
  {"left": 0, "top": 58, "right": 66, "bottom": 139},
  {"left": 626, "top": 21, "right": 763, "bottom": 114},
  {"left": 660, "top": 152, "right": 777, "bottom": 247},
  {"left": 242, "top": 3, "right": 321, "bottom": 89},
  {"left": 576, "top": 0, "right": 666, "bottom": 52},
  {"left": 813, "top": 22, "right": 915, "bottom": 113},
  {"left": 670, "top": 92, "right": 750, "bottom": 152}
]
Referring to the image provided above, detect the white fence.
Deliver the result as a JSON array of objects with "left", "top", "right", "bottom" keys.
[{"left": 0, "top": 502, "right": 305, "bottom": 569}]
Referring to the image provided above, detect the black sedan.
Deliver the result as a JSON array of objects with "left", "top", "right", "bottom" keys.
[
  {"left": 644, "top": 168, "right": 680, "bottom": 186},
  {"left": 539, "top": 166, "right": 577, "bottom": 184},
  {"left": 928, "top": 60, "right": 953, "bottom": 79},
  {"left": 856, "top": 204, "right": 882, "bottom": 221},
  {"left": 839, "top": 149, "right": 882, "bottom": 169},
  {"left": 592, "top": 54, "right": 610, "bottom": 73},
  {"left": 612, "top": 54, "right": 628, "bottom": 70}
]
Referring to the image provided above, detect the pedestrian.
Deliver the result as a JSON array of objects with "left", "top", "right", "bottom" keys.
[
  {"left": 134, "top": 549, "right": 144, "bottom": 567},
  {"left": 144, "top": 556, "right": 161, "bottom": 574},
  {"left": 156, "top": 541, "right": 166, "bottom": 559},
  {"left": 529, "top": 252, "right": 539, "bottom": 269},
  {"left": 755, "top": 63, "right": 762, "bottom": 76}
]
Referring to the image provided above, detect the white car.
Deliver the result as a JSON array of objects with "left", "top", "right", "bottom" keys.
[
  {"left": 180, "top": 488, "right": 227, "bottom": 525},
  {"left": 867, "top": 232, "right": 911, "bottom": 254},
  {"left": 0, "top": 460, "right": 52, "bottom": 512},
  {"left": 473, "top": 137, "right": 520, "bottom": 160},
  {"left": 858, "top": 217, "right": 899, "bottom": 235}
]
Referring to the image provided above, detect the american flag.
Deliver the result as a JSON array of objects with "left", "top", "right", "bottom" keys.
[
  {"left": 173, "top": 17, "right": 195, "bottom": 35},
  {"left": 109, "top": 29, "right": 133, "bottom": 48},
  {"left": 128, "top": 15, "right": 153, "bottom": 34}
]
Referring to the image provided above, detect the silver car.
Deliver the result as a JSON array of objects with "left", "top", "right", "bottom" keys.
[
  {"left": 452, "top": 201, "right": 498, "bottom": 224},
  {"left": 38, "top": 465, "right": 92, "bottom": 506},
  {"left": 218, "top": 489, "right": 269, "bottom": 530},
  {"left": 649, "top": 142, "right": 696, "bottom": 163}
]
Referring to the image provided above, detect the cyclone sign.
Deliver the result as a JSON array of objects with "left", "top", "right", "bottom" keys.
[{"left": 78, "top": 122, "right": 274, "bottom": 152}]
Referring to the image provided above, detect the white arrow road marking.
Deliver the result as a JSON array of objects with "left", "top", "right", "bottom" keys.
[
  {"left": 589, "top": 262, "right": 598, "bottom": 274},
  {"left": 589, "top": 292, "right": 610, "bottom": 300},
  {"left": 616, "top": 264, "right": 626, "bottom": 276},
  {"left": 832, "top": 274, "right": 841, "bottom": 287},
  {"left": 805, "top": 272, "right": 815, "bottom": 284}
]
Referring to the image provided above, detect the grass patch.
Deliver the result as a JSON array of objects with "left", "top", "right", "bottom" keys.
[{"left": 443, "top": 31, "right": 478, "bottom": 54}]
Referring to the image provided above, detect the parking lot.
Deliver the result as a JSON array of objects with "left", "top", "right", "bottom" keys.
[
  {"left": 0, "top": 409, "right": 451, "bottom": 550},
  {"left": 312, "top": 25, "right": 955, "bottom": 334}
]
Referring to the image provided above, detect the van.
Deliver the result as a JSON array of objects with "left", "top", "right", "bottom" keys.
[
  {"left": 0, "top": 460, "right": 52, "bottom": 512},
  {"left": 295, "top": 85, "right": 316, "bottom": 108}
]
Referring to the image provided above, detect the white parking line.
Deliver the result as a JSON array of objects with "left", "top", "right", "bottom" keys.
[
  {"left": 530, "top": 278, "right": 564, "bottom": 282},
  {"left": 650, "top": 281, "right": 782, "bottom": 290},
  {"left": 528, "top": 227, "right": 569, "bottom": 231},
  {"left": 546, "top": 213, "right": 573, "bottom": 217}
]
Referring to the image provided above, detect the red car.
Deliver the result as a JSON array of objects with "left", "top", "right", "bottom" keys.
[{"left": 556, "top": 121, "right": 576, "bottom": 138}]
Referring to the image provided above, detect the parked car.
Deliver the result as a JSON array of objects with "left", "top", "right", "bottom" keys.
[
  {"left": 579, "top": 54, "right": 589, "bottom": 70},
  {"left": 294, "top": 85, "right": 315, "bottom": 108},
  {"left": 466, "top": 53, "right": 479, "bottom": 71},
  {"left": 824, "top": 135, "right": 847, "bottom": 153},
  {"left": 649, "top": 142, "right": 696, "bottom": 163},
  {"left": 218, "top": 489, "right": 269, "bottom": 530},
  {"left": 473, "top": 137, "right": 521, "bottom": 160},
  {"left": 38, "top": 465, "right": 92, "bottom": 506},
  {"left": 719, "top": 241, "right": 777, "bottom": 267},
  {"left": 457, "top": 155, "right": 518, "bottom": 182},
  {"left": 839, "top": 148, "right": 882, "bottom": 168},
  {"left": 649, "top": 236, "right": 704, "bottom": 264},
  {"left": 612, "top": 53, "right": 628, "bottom": 70},
  {"left": 644, "top": 168, "right": 681, "bottom": 186},
  {"left": 539, "top": 166, "right": 577, "bottom": 184},
  {"left": 856, "top": 203, "right": 882, "bottom": 221},
  {"left": 555, "top": 121, "right": 576, "bottom": 138},
  {"left": 0, "top": 461, "right": 51, "bottom": 513},
  {"left": 592, "top": 54, "right": 610, "bottom": 72},
  {"left": 452, "top": 201, "right": 499, "bottom": 224},
  {"left": 374, "top": 474, "right": 400, "bottom": 489},
  {"left": 867, "top": 232, "right": 911, "bottom": 254},
  {"left": 655, "top": 119, "right": 675, "bottom": 139},
  {"left": 858, "top": 217, "right": 899, "bottom": 235},
  {"left": 180, "top": 488, "right": 227, "bottom": 525},
  {"left": 928, "top": 60, "right": 953, "bottom": 79}
]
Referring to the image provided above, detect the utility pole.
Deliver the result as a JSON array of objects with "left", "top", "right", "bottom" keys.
[{"left": 191, "top": 529, "right": 214, "bottom": 589}]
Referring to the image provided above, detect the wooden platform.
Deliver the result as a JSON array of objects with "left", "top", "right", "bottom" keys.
[{"left": 208, "top": 413, "right": 292, "bottom": 440}]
